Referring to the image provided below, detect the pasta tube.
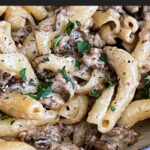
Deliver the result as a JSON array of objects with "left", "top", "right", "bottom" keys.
[
  {"left": 59, "top": 94, "right": 88, "bottom": 124},
  {"left": 119, "top": 100, "right": 150, "bottom": 128},
  {"left": 0, "top": 92, "right": 44, "bottom": 120},
  {"left": 0, "top": 110, "right": 59, "bottom": 137},
  {"left": 132, "top": 20, "right": 150, "bottom": 73},
  {"left": 98, "top": 46, "right": 139, "bottom": 133},
  {"left": 0, "top": 139, "right": 36, "bottom": 150},
  {"left": 87, "top": 86, "right": 115, "bottom": 125},
  {"left": 23, "top": 6, "right": 48, "bottom": 21}
]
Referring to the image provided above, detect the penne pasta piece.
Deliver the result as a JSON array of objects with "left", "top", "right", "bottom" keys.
[
  {"left": 59, "top": 94, "right": 88, "bottom": 124},
  {"left": 22, "top": 32, "right": 39, "bottom": 61},
  {"left": 93, "top": 9, "right": 120, "bottom": 34},
  {"left": 23, "top": 6, "right": 48, "bottom": 21},
  {"left": 5, "top": 6, "right": 35, "bottom": 30},
  {"left": 0, "top": 53, "right": 38, "bottom": 93},
  {"left": 0, "top": 92, "right": 44, "bottom": 120},
  {"left": 132, "top": 20, "right": 150, "bottom": 73},
  {"left": 119, "top": 100, "right": 150, "bottom": 128},
  {"left": 76, "top": 70, "right": 105, "bottom": 94},
  {"left": 0, "top": 110, "right": 59, "bottom": 137},
  {"left": 0, "top": 6, "right": 7, "bottom": 16},
  {"left": 0, "top": 139, "right": 36, "bottom": 150},
  {"left": 98, "top": 46, "right": 139, "bottom": 133},
  {"left": 87, "top": 86, "right": 115, "bottom": 125},
  {"left": 34, "top": 54, "right": 76, "bottom": 73},
  {"left": 0, "top": 21, "right": 17, "bottom": 53}
]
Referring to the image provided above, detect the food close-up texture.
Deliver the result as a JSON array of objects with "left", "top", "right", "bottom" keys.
[{"left": 0, "top": 6, "right": 149, "bottom": 150}]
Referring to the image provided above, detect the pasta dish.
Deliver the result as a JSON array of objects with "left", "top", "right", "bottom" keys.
[{"left": 0, "top": 6, "right": 149, "bottom": 150}]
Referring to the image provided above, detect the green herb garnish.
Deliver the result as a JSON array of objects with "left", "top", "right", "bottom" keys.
[
  {"left": 109, "top": 105, "right": 116, "bottom": 112},
  {"left": 99, "top": 53, "right": 108, "bottom": 62},
  {"left": 53, "top": 35, "right": 61, "bottom": 47},
  {"left": 43, "top": 57, "right": 49, "bottom": 62},
  {"left": 0, "top": 87, "right": 3, "bottom": 93},
  {"left": 141, "top": 76, "right": 150, "bottom": 99},
  {"left": 106, "top": 80, "right": 114, "bottom": 87},
  {"left": 5, "top": 97, "right": 9, "bottom": 99},
  {"left": 60, "top": 66, "right": 75, "bottom": 89},
  {"left": 76, "top": 40, "right": 91, "bottom": 53},
  {"left": 89, "top": 89, "right": 101, "bottom": 99},
  {"left": 65, "top": 20, "right": 75, "bottom": 35},
  {"left": 20, "top": 68, "right": 27, "bottom": 81},
  {"left": 75, "top": 59, "right": 80, "bottom": 70},
  {"left": 0, "top": 114, "right": 12, "bottom": 120},
  {"left": 10, "top": 120, "right": 15, "bottom": 125},
  {"left": 27, "top": 82, "right": 52, "bottom": 100},
  {"left": 76, "top": 20, "right": 81, "bottom": 27}
]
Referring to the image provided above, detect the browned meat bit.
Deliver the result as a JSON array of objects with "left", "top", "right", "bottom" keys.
[
  {"left": 55, "top": 143, "right": 80, "bottom": 150},
  {"left": 85, "top": 33, "right": 105, "bottom": 48},
  {"left": 12, "top": 26, "right": 32, "bottom": 43},
  {"left": 94, "top": 126, "right": 138, "bottom": 150},
  {"left": 142, "top": 6, "right": 150, "bottom": 21},
  {"left": 36, "top": 69, "right": 55, "bottom": 82},
  {"left": 83, "top": 48, "right": 105, "bottom": 69},
  {"left": 19, "top": 123, "right": 76, "bottom": 150},
  {"left": 20, "top": 124, "right": 62, "bottom": 150},
  {"left": 84, "top": 124, "right": 101, "bottom": 150},
  {"left": 53, "top": 31, "right": 82, "bottom": 56},
  {"left": 51, "top": 73, "right": 76, "bottom": 99},
  {"left": 124, "top": 6, "right": 140, "bottom": 13}
]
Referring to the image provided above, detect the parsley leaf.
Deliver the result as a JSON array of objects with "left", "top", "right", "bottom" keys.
[
  {"left": 20, "top": 68, "right": 27, "bottom": 81},
  {"left": 10, "top": 120, "right": 15, "bottom": 125},
  {"left": 27, "top": 82, "right": 52, "bottom": 100},
  {"left": 109, "top": 105, "right": 116, "bottom": 112},
  {"left": 106, "top": 80, "right": 114, "bottom": 87},
  {"left": 43, "top": 57, "right": 49, "bottom": 62},
  {"left": 65, "top": 20, "right": 75, "bottom": 35},
  {"left": 75, "top": 59, "right": 80, "bottom": 70},
  {"left": 76, "top": 20, "right": 81, "bottom": 27},
  {"left": 60, "top": 66, "right": 75, "bottom": 89},
  {"left": 76, "top": 40, "right": 91, "bottom": 53},
  {"left": 0, "top": 87, "right": 3, "bottom": 93},
  {"left": 141, "top": 76, "right": 150, "bottom": 99},
  {"left": 53, "top": 35, "right": 61, "bottom": 47},
  {"left": 0, "top": 114, "right": 12, "bottom": 120},
  {"left": 99, "top": 53, "right": 108, "bottom": 62},
  {"left": 89, "top": 89, "right": 101, "bottom": 99}
]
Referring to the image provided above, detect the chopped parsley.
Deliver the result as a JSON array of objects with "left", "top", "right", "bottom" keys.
[
  {"left": 10, "top": 120, "right": 15, "bottom": 125},
  {"left": 0, "top": 87, "right": 3, "bottom": 93},
  {"left": 75, "top": 59, "right": 80, "bottom": 70},
  {"left": 29, "top": 79, "right": 37, "bottom": 86},
  {"left": 106, "top": 80, "right": 114, "bottom": 87},
  {"left": 76, "top": 20, "right": 81, "bottom": 27},
  {"left": 99, "top": 53, "right": 108, "bottom": 62},
  {"left": 27, "top": 82, "right": 52, "bottom": 100},
  {"left": 65, "top": 20, "right": 75, "bottom": 35},
  {"left": 53, "top": 35, "right": 61, "bottom": 47},
  {"left": 76, "top": 40, "right": 91, "bottom": 53},
  {"left": 43, "top": 57, "right": 49, "bottom": 62},
  {"left": 60, "top": 66, "right": 75, "bottom": 89},
  {"left": 20, "top": 68, "right": 27, "bottom": 81},
  {"left": 141, "top": 76, "right": 150, "bottom": 99},
  {"left": 109, "top": 105, "right": 116, "bottom": 112},
  {"left": 0, "top": 114, "right": 12, "bottom": 120},
  {"left": 89, "top": 89, "right": 101, "bottom": 99}
]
